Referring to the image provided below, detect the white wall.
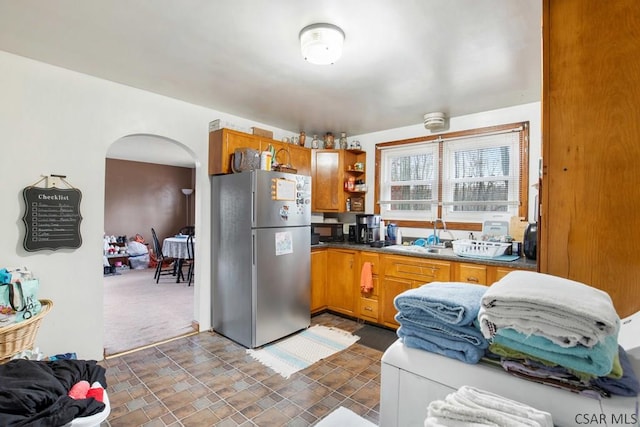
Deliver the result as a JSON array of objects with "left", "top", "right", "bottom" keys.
[
  {"left": 0, "top": 51, "right": 293, "bottom": 360},
  {"left": 353, "top": 102, "right": 541, "bottom": 238}
]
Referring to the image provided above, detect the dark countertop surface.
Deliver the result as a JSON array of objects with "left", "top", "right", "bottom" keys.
[{"left": 311, "top": 241, "right": 538, "bottom": 270}]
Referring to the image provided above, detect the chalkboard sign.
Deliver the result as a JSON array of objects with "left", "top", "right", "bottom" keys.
[{"left": 22, "top": 186, "right": 83, "bottom": 251}]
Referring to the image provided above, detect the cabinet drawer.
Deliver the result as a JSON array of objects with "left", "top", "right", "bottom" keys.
[
  {"left": 361, "top": 252, "right": 380, "bottom": 275},
  {"left": 384, "top": 255, "right": 451, "bottom": 283},
  {"left": 359, "top": 297, "right": 379, "bottom": 320},
  {"left": 458, "top": 263, "right": 488, "bottom": 285}
]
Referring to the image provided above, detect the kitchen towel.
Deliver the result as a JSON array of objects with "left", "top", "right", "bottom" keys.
[{"left": 360, "top": 262, "right": 373, "bottom": 293}]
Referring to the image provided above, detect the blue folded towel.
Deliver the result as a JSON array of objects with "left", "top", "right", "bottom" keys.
[
  {"left": 396, "top": 312, "right": 489, "bottom": 348},
  {"left": 397, "top": 323, "right": 487, "bottom": 364},
  {"left": 394, "top": 282, "right": 488, "bottom": 326},
  {"left": 494, "top": 328, "right": 618, "bottom": 377},
  {"left": 592, "top": 346, "right": 640, "bottom": 397}
]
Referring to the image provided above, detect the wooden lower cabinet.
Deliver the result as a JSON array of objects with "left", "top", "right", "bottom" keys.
[
  {"left": 488, "top": 266, "right": 517, "bottom": 285},
  {"left": 313, "top": 248, "right": 528, "bottom": 329},
  {"left": 311, "top": 249, "right": 327, "bottom": 313},
  {"left": 380, "top": 276, "right": 413, "bottom": 329},
  {"left": 381, "top": 255, "right": 452, "bottom": 329},
  {"left": 326, "top": 249, "right": 357, "bottom": 316},
  {"left": 358, "top": 251, "right": 380, "bottom": 323},
  {"left": 453, "top": 263, "right": 518, "bottom": 286},
  {"left": 455, "top": 263, "right": 488, "bottom": 285}
]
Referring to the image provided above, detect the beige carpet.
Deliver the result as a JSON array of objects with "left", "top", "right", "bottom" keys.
[{"left": 103, "top": 267, "right": 195, "bottom": 356}]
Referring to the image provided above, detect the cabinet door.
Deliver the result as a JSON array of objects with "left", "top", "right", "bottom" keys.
[
  {"left": 326, "top": 249, "right": 356, "bottom": 316},
  {"left": 359, "top": 252, "right": 380, "bottom": 299},
  {"left": 380, "top": 276, "right": 412, "bottom": 328},
  {"left": 311, "top": 250, "right": 327, "bottom": 313},
  {"left": 542, "top": 0, "right": 640, "bottom": 318},
  {"left": 488, "top": 266, "right": 516, "bottom": 285},
  {"left": 383, "top": 255, "right": 451, "bottom": 283},
  {"left": 312, "top": 150, "right": 343, "bottom": 212},
  {"left": 358, "top": 252, "right": 380, "bottom": 322},
  {"left": 208, "top": 129, "right": 260, "bottom": 175},
  {"left": 456, "top": 263, "right": 488, "bottom": 285},
  {"left": 287, "top": 144, "right": 312, "bottom": 176}
]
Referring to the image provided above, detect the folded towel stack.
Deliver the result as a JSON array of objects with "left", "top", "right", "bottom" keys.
[
  {"left": 425, "top": 385, "right": 554, "bottom": 427},
  {"left": 394, "top": 282, "right": 489, "bottom": 364},
  {"left": 478, "top": 271, "right": 638, "bottom": 395}
]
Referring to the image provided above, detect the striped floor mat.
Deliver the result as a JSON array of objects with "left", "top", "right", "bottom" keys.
[{"left": 247, "top": 325, "right": 360, "bottom": 378}]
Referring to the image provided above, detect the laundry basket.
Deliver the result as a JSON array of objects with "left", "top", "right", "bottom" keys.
[{"left": 0, "top": 299, "right": 53, "bottom": 363}]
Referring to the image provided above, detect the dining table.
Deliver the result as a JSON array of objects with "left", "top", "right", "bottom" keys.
[{"left": 162, "top": 235, "right": 194, "bottom": 283}]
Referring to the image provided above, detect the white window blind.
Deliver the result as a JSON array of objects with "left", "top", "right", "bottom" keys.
[
  {"left": 441, "top": 131, "right": 520, "bottom": 222},
  {"left": 379, "top": 144, "right": 439, "bottom": 220}
]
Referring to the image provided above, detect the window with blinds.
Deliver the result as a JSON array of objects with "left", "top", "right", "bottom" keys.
[
  {"left": 381, "top": 144, "right": 439, "bottom": 220},
  {"left": 377, "top": 122, "right": 528, "bottom": 225}
]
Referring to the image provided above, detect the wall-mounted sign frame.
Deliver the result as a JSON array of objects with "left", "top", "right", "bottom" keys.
[{"left": 22, "top": 175, "right": 83, "bottom": 252}]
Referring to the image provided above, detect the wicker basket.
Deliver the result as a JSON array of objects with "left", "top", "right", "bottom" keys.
[
  {"left": 273, "top": 148, "right": 298, "bottom": 174},
  {"left": 0, "top": 299, "right": 53, "bottom": 364}
]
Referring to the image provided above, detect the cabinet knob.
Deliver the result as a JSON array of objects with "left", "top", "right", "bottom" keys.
[{"left": 467, "top": 277, "right": 479, "bottom": 283}]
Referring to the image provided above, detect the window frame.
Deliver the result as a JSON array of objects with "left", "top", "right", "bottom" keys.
[{"left": 374, "top": 121, "right": 529, "bottom": 232}]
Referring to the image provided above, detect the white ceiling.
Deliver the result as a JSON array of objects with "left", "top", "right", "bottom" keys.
[{"left": 0, "top": 0, "right": 542, "bottom": 166}]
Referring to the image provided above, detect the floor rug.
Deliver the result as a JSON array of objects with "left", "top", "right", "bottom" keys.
[
  {"left": 315, "top": 406, "right": 377, "bottom": 427},
  {"left": 356, "top": 324, "right": 399, "bottom": 353},
  {"left": 247, "top": 325, "right": 360, "bottom": 378}
]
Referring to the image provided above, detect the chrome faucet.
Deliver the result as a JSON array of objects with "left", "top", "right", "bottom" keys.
[
  {"left": 433, "top": 218, "right": 447, "bottom": 241},
  {"left": 433, "top": 218, "right": 456, "bottom": 246}
]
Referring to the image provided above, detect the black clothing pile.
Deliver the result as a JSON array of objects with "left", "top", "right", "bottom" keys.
[{"left": 0, "top": 359, "right": 107, "bottom": 427}]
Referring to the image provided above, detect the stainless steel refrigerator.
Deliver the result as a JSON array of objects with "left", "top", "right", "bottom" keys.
[{"left": 211, "top": 170, "right": 312, "bottom": 348}]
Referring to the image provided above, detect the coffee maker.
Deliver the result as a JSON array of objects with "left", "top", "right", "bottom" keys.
[{"left": 355, "top": 214, "right": 381, "bottom": 244}]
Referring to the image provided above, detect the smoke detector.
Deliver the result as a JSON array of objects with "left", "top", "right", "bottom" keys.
[{"left": 423, "top": 112, "right": 447, "bottom": 132}]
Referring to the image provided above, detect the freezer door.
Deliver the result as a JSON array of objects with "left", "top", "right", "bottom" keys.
[
  {"left": 253, "top": 225, "right": 310, "bottom": 347},
  {"left": 253, "top": 170, "right": 311, "bottom": 228}
]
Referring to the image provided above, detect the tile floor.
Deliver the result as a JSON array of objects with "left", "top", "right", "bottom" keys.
[{"left": 100, "top": 313, "right": 382, "bottom": 426}]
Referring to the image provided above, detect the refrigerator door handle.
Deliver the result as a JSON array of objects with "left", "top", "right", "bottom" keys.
[{"left": 252, "top": 233, "right": 256, "bottom": 266}]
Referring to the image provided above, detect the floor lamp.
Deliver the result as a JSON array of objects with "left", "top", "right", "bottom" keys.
[{"left": 181, "top": 188, "right": 193, "bottom": 226}]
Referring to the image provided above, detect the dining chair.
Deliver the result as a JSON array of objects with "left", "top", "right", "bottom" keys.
[
  {"left": 184, "top": 234, "right": 194, "bottom": 286},
  {"left": 151, "top": 228, "right": 175, "bottom": 284}
]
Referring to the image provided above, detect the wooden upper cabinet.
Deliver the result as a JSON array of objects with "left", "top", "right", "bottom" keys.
[
  {"left": 208, "top": 129, "right": 311, "bottom": 176},
  {"left": 312, "top": 150, "right": 343, "bottom": 212},
  {"left": 310, "top": 149, "right": 366, "bottom": 212},
  {"left": 209, "top": 129, "right": 260, "bottom": 175},
  {"left": 274, "top": 143, "right": 311, "bottom": 176}
]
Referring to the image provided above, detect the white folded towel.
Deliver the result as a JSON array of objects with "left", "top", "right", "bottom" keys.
[
  {"left": 425, "top": 414, "right": 495, "bottom": 427},
  {"left": 478, "top": 271, "right": 619, "bottom": 348},
  {"left": 425, "top": 386, "right": 553, "bottom": 427},
  {"left": 452, "top": 386, "right": 553, "bottom": 427}
]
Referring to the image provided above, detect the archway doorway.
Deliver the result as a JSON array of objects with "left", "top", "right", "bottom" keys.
[{"left": 103, "top": 134, "right": 197, "bottom": 356}]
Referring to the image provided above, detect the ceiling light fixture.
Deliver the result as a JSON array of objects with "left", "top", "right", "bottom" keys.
[{"left": 299, "top": 23, "right": 345, "bottom": 65}]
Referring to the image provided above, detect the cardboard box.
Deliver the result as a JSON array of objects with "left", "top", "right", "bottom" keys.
[{"left": 251, "top": 127, "right": 273, "bottom": 139}]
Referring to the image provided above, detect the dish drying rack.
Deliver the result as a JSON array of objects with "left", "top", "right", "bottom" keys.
[{"left": 452, "top": 239, "right": 511, "bottom": 259}]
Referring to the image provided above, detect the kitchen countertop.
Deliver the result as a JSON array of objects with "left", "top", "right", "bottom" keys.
[{"left": 312, "top": 241, "right": 538, "bottom": 270}]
